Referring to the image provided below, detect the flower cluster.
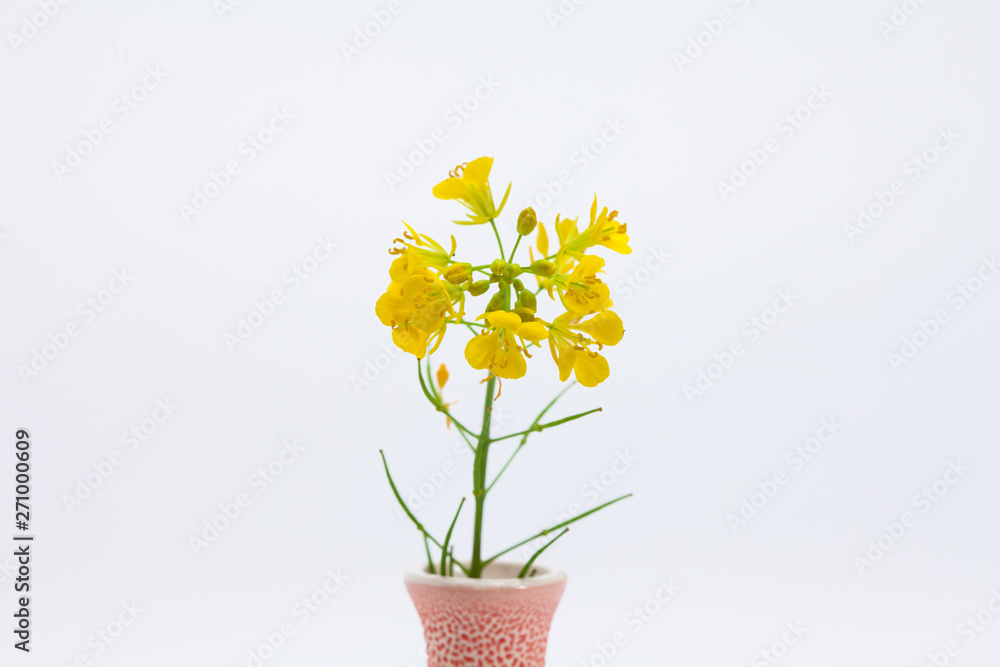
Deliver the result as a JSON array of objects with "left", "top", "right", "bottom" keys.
[{"left": 375, "top": 156, "right": 630, "bottom": 387}]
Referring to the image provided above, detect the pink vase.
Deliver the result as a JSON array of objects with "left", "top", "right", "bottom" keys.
[{"left": 405, "top": 562, "right": 567, "bottom": 667}]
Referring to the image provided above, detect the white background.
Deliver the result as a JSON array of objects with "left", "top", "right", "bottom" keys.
[{"left": 2, "top": 0, "right": 999, "bottom": 665}]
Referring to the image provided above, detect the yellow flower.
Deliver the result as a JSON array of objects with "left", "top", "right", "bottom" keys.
[
  {"left": 464, "top": 311, "right": 548, "bottom": 380},
  {"left": 551, "top": 254, "right": 612, "bottom": 314},
  {"left": 376, "top": 274, "right": 458, "bottom": 359},
  {"left": 432, "top": 157, "right": 512, "bottom": 225},
  {"left": 555, "top": 197, "right": 630, "bottom": 262},
  {"left": 388, "top": 223, "right": 455, "bottom": 280},
  {"left": 546, "top": 310, "right": 624, "bottom": 387}
]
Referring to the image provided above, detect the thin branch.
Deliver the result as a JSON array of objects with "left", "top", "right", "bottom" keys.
[
  {"left": 484, "top": 494, "right": 632, "bottom": 567},
  {"left": 379, "top": 450, "right": 470, "bottom": 576},
  {"left": 490, "top": 408, "right": 603, "bottom": 444},
  {"left": 518, "top": 528, "right": 569, "bottom": 578},
  {"left": 440, "top": 498, "right": 466, "bottom": 576}
]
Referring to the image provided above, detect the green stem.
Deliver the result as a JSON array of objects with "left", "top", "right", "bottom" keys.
[
  {"left": 440, "top": 498, "right": 466, "bottom": 576},
  {"left": 485, "top": 408, "right": 602, "bottom": 493},
  {"left": 470, "top": 375, "right": 498, "bottom": 578},
  {"left": 485, "top": 384, "right": 577, "bottom": 493},
  {"left": 489, "top": 219, "right": 505, "bottom": 259},
  {"left": 508, "top": 235, "right": 522, "bottom": 263},
  {"left": 379, "top": 450, "right": 471, "bottom": 576},
  {"left": 517, "top": 528, "right": 569, "bottom": 578},
  {"left": 417, "top": 360, "right": 479, "bottom": 446},
  {"left": 424, "top": 535, "right": 436, "bottom": 575},
  {"left": 484, "top": 493, "right": 632, "bottom": 567},
  {"left": 490, "top": 408, "right": 602, "bottom": 444}
]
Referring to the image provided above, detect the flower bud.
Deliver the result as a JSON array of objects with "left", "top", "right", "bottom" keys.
[
  {"left": 490, "top": 259, "right": 507, "bottom": 275},
  {"left": 529, "top": 259, "right": 556, "bottom": 276},
  {"left": 443, "top": 262, "right": 471, "bottom": 285},
  {"left": 505, "top": 264, "right": 522, "bottom": 280},
  {"left": 516, "top": 207, "right": 537, "bottom": 236},
  {"left": 513, "top": 307, "right": 535, "bottom": 322},
  {"left": 486, "top": 291, "right": 506, "bottom": 312},
  {"left": 469, "top": 279, "right": 490, "bottom": 296},
  {"left": 512, "top": 278, "right": 524, "bottom": 292},
  {"left": 517, "top": 290, "right": 537, "bottom": 312}
]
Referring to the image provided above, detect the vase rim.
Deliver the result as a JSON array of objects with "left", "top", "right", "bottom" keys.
[{"left": 404, "top": 561, "right": 566, "bottom": 589}]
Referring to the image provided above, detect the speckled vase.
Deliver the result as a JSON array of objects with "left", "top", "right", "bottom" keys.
[{"left": 405, "top": 562, "right": 567, "bottom": 667}]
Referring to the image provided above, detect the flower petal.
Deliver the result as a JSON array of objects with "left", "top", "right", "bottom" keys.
[
  {"left": 575, "top": 310, "right": 624, "bottom": 346},
  {"left": 432, "top": 178, "right": 468, "bottom": 201},
  {"left": 517, "top": 321, "right": 548, "bottom": 342},
  {"left": 551, "top": 342, "right": 575, "bottom": 382},
  {"left": 465, "top": 332, "right": 499, "bottom": 370},
  {"left": 537, "top": 222, "right": 549, "bottom": 257},
  {"left": 485, "top": 311, "right": 522, "bottom": 331},
  {"left": 494, "top": 345, "right": 526, "bottom": 379},
  {"left": 393, "top": 325, "right": 429, "bottom": 359},
  {"left": 375, "top": 292, "right": 410, "bottom": 326},
  {"left": 574, "top": 350, "right": 610, "bottom": 387},
  {"left": 462, "top": 156, "right": 493, "bottom": 185}
]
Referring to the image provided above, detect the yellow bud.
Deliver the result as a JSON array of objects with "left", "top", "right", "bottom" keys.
[
  {"left": 516, "top": 207, "right": 537, "bottom": 236},
  {"left": 490, "top": 259, "right": 507, "bottom": 275},
  {"left": 443, "top": 262, "right": 471, "bottom": 285},
  {"left": 517, "top": 290, "right": 537, "bottom": 312},
  {"left": 529, "top": 259, "right": 556, "bottom": 276},
  {"left": 505, "top": 263, "right": 522, "bottom": 279},
  {"left": 486, "top": 291, "right": 506, "bottom": 312},
  {"left": 512, "top": 306, "right": 536, "bottom": 322},
  {"left": 469, "top": 279, "right": 490, "bottom": 296}
]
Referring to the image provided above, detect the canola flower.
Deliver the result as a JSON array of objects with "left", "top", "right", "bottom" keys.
[{"left": 376, "top": 157, "right": 633, "bottom": 579}]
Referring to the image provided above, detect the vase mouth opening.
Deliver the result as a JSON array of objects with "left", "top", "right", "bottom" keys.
[{"left": 405, "top": 561, "right": 566, "bottom": 588}]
